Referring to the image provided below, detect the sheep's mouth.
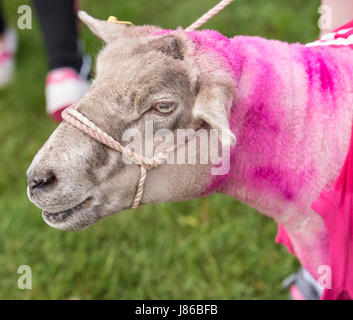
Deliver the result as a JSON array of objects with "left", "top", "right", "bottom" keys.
[{"left": 42, "top": 197, "right": 93, "bottom": 224}]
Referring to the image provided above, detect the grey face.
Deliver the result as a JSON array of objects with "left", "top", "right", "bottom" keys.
[{"left": 27, "top": 12, "right": 235, "bottom": 231}]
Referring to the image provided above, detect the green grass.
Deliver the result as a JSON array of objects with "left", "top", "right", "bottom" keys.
[{"left": 0, "top": 0, "right": 321, "bottom": 299}]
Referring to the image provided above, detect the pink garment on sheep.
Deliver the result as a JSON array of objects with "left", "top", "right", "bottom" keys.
[{"left": 186, "top": 21, "right": 353, "bottom": 300}]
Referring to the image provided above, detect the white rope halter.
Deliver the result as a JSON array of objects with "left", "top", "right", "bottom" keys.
[{"left": 62, "top": 108, "right": 184, "bottom": 208}]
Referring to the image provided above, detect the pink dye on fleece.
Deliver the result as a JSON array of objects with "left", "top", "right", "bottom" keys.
[
  {"left": 178, "top": 23, "right": 353, "bottom": 299},
  {"left": 195, "top": 33, "right": 353, "bottom": 201}
]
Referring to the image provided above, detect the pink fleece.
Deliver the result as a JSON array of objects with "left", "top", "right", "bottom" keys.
[{"left": 180, "top": 22, "right": 353, "bottom": 300}]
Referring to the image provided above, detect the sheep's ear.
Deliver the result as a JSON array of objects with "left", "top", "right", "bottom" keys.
[
  {"left": 193, "top": 83, "right": 236, "bottom": 148},
  {"left": 78, "top": 11, "right": 126, "bottom": 42},
  {"left": 79, "top": 11, "right": 155, "bottom": 42}
]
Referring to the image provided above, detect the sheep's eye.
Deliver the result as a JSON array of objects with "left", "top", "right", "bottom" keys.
[{"left": 154, "top": 102, "right": 175, "bottom": 114}]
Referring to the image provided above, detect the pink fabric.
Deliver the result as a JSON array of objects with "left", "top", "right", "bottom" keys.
[
  {"left": 312, "top": 19, "right": 353, "bottom": 48},
  {"left": 310, "top": 125, "right": 353, "bottom": 300},
  {"left": 275, "top": 225, "right": 295, "bottom": 255},
  {"left": 276, "top": 21, "right": 353, "bottom": 300}
]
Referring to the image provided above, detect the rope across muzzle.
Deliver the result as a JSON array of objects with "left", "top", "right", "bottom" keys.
[{"left": 62, "top": 108, "right": 179, "bottom": 209}]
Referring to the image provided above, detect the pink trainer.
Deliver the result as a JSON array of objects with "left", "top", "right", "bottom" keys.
[{"left": 45, "top": 65, "right": 90, "bottom": 122}]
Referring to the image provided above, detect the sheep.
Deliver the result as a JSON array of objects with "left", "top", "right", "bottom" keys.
[{"left": 27, "top": 11, "right": 353, "bottom": 299}]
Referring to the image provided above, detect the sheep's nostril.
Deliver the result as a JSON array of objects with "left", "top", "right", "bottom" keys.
[
  {"left": 29, "top": 172, "right": 57, "bottom": 193},
  {"left": 30, "top": 178, "right": 45, "bottom": 189}
]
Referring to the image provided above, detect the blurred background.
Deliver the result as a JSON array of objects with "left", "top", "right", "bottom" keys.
[{"left": 0, "top": 0, "right": 321, "bottom": 299}]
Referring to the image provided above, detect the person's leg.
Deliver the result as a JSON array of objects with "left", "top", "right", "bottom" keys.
[
  {"left": 283, "top": 268, "right": 323, "bottom": 300},
  {"left": 0, "top": 2, "right": 18, "bottom": 88},
  {"left": 32, "top": 0, "right": 90, "bottom": 122},
  {"left": 320, "top": 0, "right": 353, "bottom": 34},
  {"left": 0, "top": 1, "right": 6, "bottom": 36},
  {"left": 32, "top": 0, "right": 83, "bottom": 73}
]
